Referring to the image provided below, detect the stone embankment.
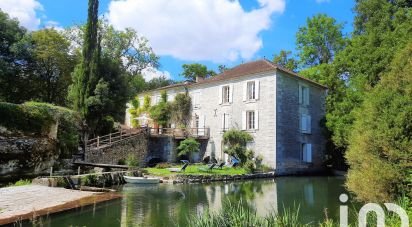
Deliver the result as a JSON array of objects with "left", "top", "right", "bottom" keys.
[{"left": 163, "top": 172, "right": 276, "bottom": 184}]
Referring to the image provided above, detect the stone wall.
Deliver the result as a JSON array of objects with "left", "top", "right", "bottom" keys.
[
  {"left": 0, "top": 135, "right": 62, "bottom": 182},
  {"left": 85, "top": 134, "right": 148, "bottom": 167},
  {"left": 275, "top": 71, "right": 327, "bottom": 175}
]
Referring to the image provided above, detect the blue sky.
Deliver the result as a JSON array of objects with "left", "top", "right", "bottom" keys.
[{"left": 0, "top": 0, "right": 354, "bottom": 81}]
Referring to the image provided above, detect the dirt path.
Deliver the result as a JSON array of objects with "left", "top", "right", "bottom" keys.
[{"left": 0, "top": 185, "right": 121, "bottom": 225}]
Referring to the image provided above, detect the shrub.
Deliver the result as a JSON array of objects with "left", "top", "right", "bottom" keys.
[
  {"left": 177, "top": 138, "right": 200, "bottom": 157},
  {"left": 8, "top": 179, "right": 31, "bottom": 187},
  {"left": 171, "top": 92, "right": 192, "bottom": 128},
  {"left": 126, "top": 153, "right": 139, "bottom": 167},
  {"left": 222, "top": 129, "right": 254, "bottom": 164},
  {"left": 150, "top": 91, "right": 171, "bottom": 127}
]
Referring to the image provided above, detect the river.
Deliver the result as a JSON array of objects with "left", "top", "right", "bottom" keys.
[{"left": 22, "top": 176, "right": 355, "bottom": 226}]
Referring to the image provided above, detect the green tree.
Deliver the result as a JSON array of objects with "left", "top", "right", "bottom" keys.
[
  {"left": 145, "top": 76, "right": 174, "bottom": 90},
  {"left": 177, "top": 138, "right": 200, "bottom": 157},
  {"left": 30, "top": 29, "right": 75, "bottom": 105},
  {"left": 171, "top": 92, "right": 192, "bottom": 128},
  {"left": 222, "top": 129, "right": 254, "bottom": 164},
  {"left": 68, "top": 0, "right": 100, "bottom": 118},
  {"left": 150, "top": 91, "right": 171, "bottom": 127},
  {"left": 296, "top": 14, "right": 346, "bottom": 67},
  {"left": 181, "top": 63, "right": 216, "bottom": 81},
  {"left": 346, "top": 42, "right": 412, "bottom": 202},
  {"left": 272, "top": 50, "right": 298, "bottom": 72},
  {"left": 0, "top": 10, "right": 31, "bottom": 103}
]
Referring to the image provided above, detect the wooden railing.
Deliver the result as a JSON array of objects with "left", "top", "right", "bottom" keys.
[
  {"left": 87, "top": 128, "right": 144, "bottom": 150},
  {"left": 148, "top": 127, "right": 210, "bottom": 139}
]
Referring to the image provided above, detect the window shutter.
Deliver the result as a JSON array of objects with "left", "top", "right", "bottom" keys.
[
  {"left": 307, "top": 115, "right": 311, "bottom": 133},
  {"left": 255, "top": 111, "right": 259, "bottom": 130},
  {"left": 255, "top": 80, "right": 260, "bottom": 100},
  {"left": 301, "top": 115, "right": 307, "bottom": 132},
  {"left": 242, "top": 111, "right": 246, "bottom": 130},
  {"left": 229, "top": 84, "right": 233, "bottom": 103},
  {"left": 243, "top": 82, "right": 247, "bottom": 101},
  {"left": 299, "top": 85, "right": 303, "bottom": 104},
  {"left": 306, "top": 144, "right": 312, "bottom": 163},
  {"left": 304, "top": 87, "right": 310, "bottom": 105},
  {"left": 218, "top": 86, "right": 223, "bottom": 104},
  {"left": 221, "top": 114, "right": 225, "bottom": 130}
]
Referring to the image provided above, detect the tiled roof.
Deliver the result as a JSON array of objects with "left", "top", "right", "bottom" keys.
[{"left": 143, "top": 59, "right": 327, "bottom": 94}]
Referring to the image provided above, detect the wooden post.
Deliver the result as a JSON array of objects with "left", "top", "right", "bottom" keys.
[
  {"left": 120, "top": 129, "right": 122, "bottom": 139},
  {"left": 78, "top": 166, "right": 81, "bottom": 175},
  {"left": 109, "top": 133, "right": 112, "bottom": 145},
  {"left": 50, "top": 167, "right": 53, "bottom": 177},
  {"left": 97, "top": 136, "right": 100, "bottom": 148}
]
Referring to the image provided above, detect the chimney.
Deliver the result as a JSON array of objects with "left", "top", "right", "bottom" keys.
[{"left": 195, "top": 76, "right": 204, "bottom": 83}]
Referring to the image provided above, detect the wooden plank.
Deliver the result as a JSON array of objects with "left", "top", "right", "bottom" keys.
[{"left": 73, "top": 161, "right": 130, "bottom": 169}]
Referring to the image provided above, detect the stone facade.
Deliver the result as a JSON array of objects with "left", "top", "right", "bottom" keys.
[
  {"left": 85, "top": 133, "right": 148, "bottom": 167},
  {"left": 125, "top": 60, "right": 327, "bottom": 174}
]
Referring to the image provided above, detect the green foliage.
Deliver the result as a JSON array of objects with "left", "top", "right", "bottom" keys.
[
  {"left": 171, "top": 92, "right": 192, "bottom": 128},
  {"left": 296, "top": 13, "right": 346, "bottom": 67},
  {"left": 150, "top": 91, "right": 171, "bottom": 126},
  {"left": 185, "top": 199, "right": 304, "bottom": 227},
  {"left": 155, "top": 162, "right": 172, "bottom": 169},
  {"left": 181, "top": 63, "right": 216, "bottom": 81},
  {"left": 272, "top": 49, "right": 298, "bottom": 72},
  {"left": 177, "top": 138, "right": 200, "bottom": 157},
  {"left": 7, "top": 179, "right": 31, "bottom": 187},
  {"left": 346, "top": 43, "right": 412, "bottom": 202},
  {"left": 126, "top": 153, "right": 139, "bottom": 167},
  {"left": 0, "top": 102, "right": 81, "bottom": 157},
  {"left": 222, "top": 129, "right": 253, "bottom": 163}
]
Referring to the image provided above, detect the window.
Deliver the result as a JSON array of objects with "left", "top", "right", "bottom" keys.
[
  {"left": 247, "top": 81, "right": 255, "bottom": 100},
  {"left": 302, "top": 143, "right": 312, "bottom": 163},
  {"left": 193, "top": 92, "right": 200, "bottom": 109},
  {"left": 222, "top": 85, "right": 230, "bottom": 103},
  {"left": 299, "top": 85, "right": 310, "bottom": 105},
  {"left": 247, "top": 111, "right": 255, "bottom": 130},
  {"left": 222, "top": 113, "right": 230, "bottom": 131},
  {"left": 301, "top": 114, "right": 312, "bottom": 134}
]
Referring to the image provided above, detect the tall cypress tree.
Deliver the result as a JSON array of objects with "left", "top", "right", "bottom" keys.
[{"left": 69, "top": 0, "right": 100, "bottom": 118}]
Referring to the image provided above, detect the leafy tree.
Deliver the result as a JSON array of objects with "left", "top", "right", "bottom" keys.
[
  {"left": 272, "top": 50, "right": 298, "bottom": 72},
  {"left": 218, "top": 65, "right": 229, "bottom": 73},
  {"left": 177, "top": 138, "right": 200, "bottom": 157},
  {"left": 30, "top": 29, "right": 75, "bottom": 105},
  {"left": 222, "top": 129, "right": 254, "bottom": 164},
  {"left": 0, "top": 10, "right": 32, "bottom": 103},
  {"left": 150, "top": 91, "right": 171, "bottom": 127},
  {"left": 346, "top": 43, "right": 412, "bottom": 202},
  {"left": 171, "top": 92, "right": 192, "bottom": 128},
  {"left": 296, "top": 14, "right": 346, "bottom": 67},
  {"left": 181, "top": 63, "right": 216, "bottom": 81},
  {"left": 145, "top": 76, "right": 174, "bottom": 90}
]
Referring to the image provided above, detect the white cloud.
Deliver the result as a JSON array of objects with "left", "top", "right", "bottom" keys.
[
  {"left": 107, "top": 0, "right": 285, "bottom": 63},
  {"left": 44, "top": 20, "right": 64, "bottom": 31},
  {"left": 0, "top": 0, "right": 43, "bottom": 30},
  {"left": 142, "top": 67, "right": 171, "bottom": 81}
]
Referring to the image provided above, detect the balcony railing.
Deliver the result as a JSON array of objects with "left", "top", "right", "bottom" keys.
[{"left": 148, "top": 127, "right": 210, "bottom": 139}]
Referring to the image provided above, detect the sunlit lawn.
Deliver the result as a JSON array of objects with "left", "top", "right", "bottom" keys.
[{"left": 145, "top": 164, "right": 247, "bottom": 176}]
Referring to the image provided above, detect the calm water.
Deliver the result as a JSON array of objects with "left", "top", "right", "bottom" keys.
[{"left": 23, "top": 176, "right": 355, "bottom": 227}]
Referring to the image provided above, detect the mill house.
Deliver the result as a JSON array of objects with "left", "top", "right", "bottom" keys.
[{"left": 125, "top": 59, "right": 327, "bottom": 174}]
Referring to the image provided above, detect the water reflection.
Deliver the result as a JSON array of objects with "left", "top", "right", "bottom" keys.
[{"left": 27, "top": 176, "right": 349, "bottom": 227}]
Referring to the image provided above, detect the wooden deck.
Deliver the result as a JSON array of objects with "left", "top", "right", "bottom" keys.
[{"left": 148, "top": 127, "right": 210, "bottom": 139}]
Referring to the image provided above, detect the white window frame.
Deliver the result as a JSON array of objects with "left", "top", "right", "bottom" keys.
[
  {"left": 299, "top": 84, "right": 310, "bottom": 106},
  {"left": 247, "top": 81, "right": 256, "bottom": 100},
  {"left": 222, "top": 85, "right": 230, "bottom": 104},
  {"left": 302, "top": 143, "right": 313, "bottom": 163},
  {"left": 221, "top": 113, "right": 230, "bottom": 132}
]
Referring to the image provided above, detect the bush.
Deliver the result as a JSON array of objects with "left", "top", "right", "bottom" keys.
[
  {"left": 126, "top": 153, "right": 139, "bottom": 167},
  {"left": 0, "top": 102, "right": 81, "bottom": 158},
  {"left": 222, "top": 129, "right": 253, "bottom": 164},
  {"left": 8, "top": 179, "right": 31, "bottom": 187},
  {"left": 177, "top": 138, "right": 200, "bottom": 157},
  {"left": 346, "top": 44, "right": 412, "bottom": 202}
]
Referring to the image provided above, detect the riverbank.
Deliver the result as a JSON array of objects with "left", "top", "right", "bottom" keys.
[{"left": 0, "top": 185, "right": 121, "bottom": 225}]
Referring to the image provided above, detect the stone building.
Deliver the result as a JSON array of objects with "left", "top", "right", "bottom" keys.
[{"left": 125, "top": 59, "right": 327, "bottom": 174}]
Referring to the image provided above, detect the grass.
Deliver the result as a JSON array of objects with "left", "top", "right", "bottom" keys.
[
  {"left": 7, "top": 179, "right": 32, "bottom": 187},
  {"left": 145, "top": 164, "right": 247, "bottom": 177}
]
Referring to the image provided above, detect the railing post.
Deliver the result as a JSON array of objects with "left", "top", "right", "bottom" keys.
[
  {"left": 120, "top": 129, "right": 122, "bottom": 139},
  {"left": 109, "top": 133, "right": 112, "bottom": 145},
  {"left": 97, "top": 136, "right": 100, "bottom": 148}
]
